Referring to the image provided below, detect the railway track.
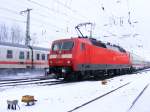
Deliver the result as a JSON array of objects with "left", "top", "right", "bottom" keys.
[
  {"left": 67, "top": 82, "right": 131, "bottom": 112},
  {"left": 0, "top": 77, "right": 65, "bottom": 88},
  {"left": 133, "top": 68, "right": 150, "bottom": 74},
  {"left": 128, "top": 83, "right": 149, "bottom": 112},
  {"left": 67, "top": 78, "right": 150, "bottom": 112},
  {"left": 0, "top": 68, "right": 146, "bottom": 89}
]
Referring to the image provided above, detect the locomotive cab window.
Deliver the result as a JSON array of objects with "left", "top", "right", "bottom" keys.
[
  {"left": 52, "top": 43, "right": 61, "bottom": 51},
  {"left": 19, "top": 51, "right": 25, "bottom": 59},
  {"left": 7, "top": 50, "right": 13, "bottom": 59},
  {"left": 52, "top": 41, "right": 74, "bottom": 51},
  {"left": 62, "top": 41, "right": 74, "bottom": 50}
]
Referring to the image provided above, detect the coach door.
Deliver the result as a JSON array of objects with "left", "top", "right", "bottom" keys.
[
  {"left": 26, "top": 51, "right": 30, "bottom": 68},
  {"left": 26, "top": 47, "right": 34, "bottom": 68}
]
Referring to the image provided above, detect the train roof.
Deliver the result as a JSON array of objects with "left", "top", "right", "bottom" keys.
[
  {"left": 89, "top": 38, "right": 126, "bottom": 53},
  {"left": 0, "top": 41, "right": 49, "bottom": 51},
  {"left": 52, "top": 37, "right": 90, "bottom": 43},
  {"left": 52, "top": 37, "right": 76, "bottom": 42},
  {"left": 51, "top": 37, "right": 127, "bottom": 53}
]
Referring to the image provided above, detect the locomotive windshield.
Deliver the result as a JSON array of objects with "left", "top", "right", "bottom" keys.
[
  {"left": 52, "top": 43, "right": 61, "bottom": 51},
  {"left": 52, "top": 41, "right": 74, "bottom": 51}
]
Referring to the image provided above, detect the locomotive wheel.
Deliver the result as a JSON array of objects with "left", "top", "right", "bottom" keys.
[
  {"left": 107, "top": 70, "right": 114, "bottom": 76},
  {"left": 54, "top": 74, "right": 59, "bottom": 79},
  {"left": 64, "top": 72, "right": 82, "bottom": 81},
  {"left": 64, "top": 73, "right": 77, "bottom": 81},
  {"left": 113, "top": 69, "right": 121, "bottom": 76},
  {"left": 128, "top": 67, "right": 134, "bottom": 74}
]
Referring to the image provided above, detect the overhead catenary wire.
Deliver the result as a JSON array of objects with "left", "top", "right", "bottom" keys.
[
  {"left": 0, "top": 15, "right": 26, "bottom": 24},
  {"left": 54, "top": 0, "right": 76, "bottom": 13},
  {"left": 30, "top": 15, "right": 66, "bottom": 32},
  {"left": 2, "top": 0, "right": 92, "bottom": 32},
  {"left": 0, "top": 16, "right": 67, "bottom": 39},
  {"left": 53, "top": 0, "right": 88, "bottom": 19},
  {"left": 1, "top": 0, "right": 131, "bottom": 38},
  {"left": 65, "top": 0, "right": 73, "bottom": 7},
  {"left": 97, "top": 0, "right": 138, "bottom": 39},
  {"left": 0, "top": 5, "right": 67, "bottom": 33},
  {"left": 25, "top": 0, "right": 88, "bottom": 33},
  {"left": 27, "top": 0, "right": 68, "bottom": 16},
  {"left": 13, "top": 0, "right": 72, "bottom": 23},
  {"left": 33, "top": 10, "right": 70, "bottom": 24},
  {"left": 0, "top": 13, "right": 67, "bottom": 34},
  {"left": 0, "top": 16, "right": 68, "bottom": 39},
  {"left": 26, "top": 0, "right": 87, "bottom": 21},
  {"left": 10, "top": 0, "right": 86, "bottom": 25},
  {"left": 0, "top": 7, "right": 24, "bottom": 17}
]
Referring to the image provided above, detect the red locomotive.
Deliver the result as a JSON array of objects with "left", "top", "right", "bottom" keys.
[
  {"left": 48, "top": 22, "right": 150, "bottom": 81},
  {"left": 48, "top": 37, "right": 132, "bottom": 80}
]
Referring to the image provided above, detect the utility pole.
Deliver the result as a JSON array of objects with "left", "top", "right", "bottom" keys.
[{"left": 20, "top": 8, "right": 32, "bottom": 46}]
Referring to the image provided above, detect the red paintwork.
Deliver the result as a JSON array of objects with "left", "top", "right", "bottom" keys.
[
  {"left": 49, "top": 37, "right": 131, "bottom": 71},
  {"left": 49, "top": 38, "right": 75, "bottom": 67}
]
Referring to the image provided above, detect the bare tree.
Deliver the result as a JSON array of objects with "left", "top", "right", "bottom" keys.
[
  {"left": 30, "top": 33, "right": 38, "bottom": 46},
  {"left": 0, "top": 24, "right": 8, "bottom": 42},
  {"left": 10, "top": 24, "right": 25, "bottom": 44}
]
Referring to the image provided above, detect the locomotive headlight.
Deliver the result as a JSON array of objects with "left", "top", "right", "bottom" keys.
[
  {"left": 67, "top": 60, "right": 71, "bottom": 64},
  {"left": 50, "top": 61, "right": 53, "bottom": 64}
]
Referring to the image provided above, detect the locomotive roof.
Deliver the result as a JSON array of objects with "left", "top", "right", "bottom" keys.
[
  {"left": 89, "top": 38, "right": 126, "bottom": 53},
  {"left": 53, "top": 37, "right": 90, "bottom": 42},
  {"left": 52, "top": 37, "right": 126, "bottom": 53},
  {"left": 0, "top": 41, "right": 49, "bottom": 51},
  {"left": 53, "top": 37, "right": 76, "bottom": 42}
]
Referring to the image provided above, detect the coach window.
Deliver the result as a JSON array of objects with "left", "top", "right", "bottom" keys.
[
  {"left": 27, "top": 51, "right": 30, "bottom": 59},
  {"left": 47, "top": 54, "right": 49, "bottom": 60},
  {"left": 19, "top": 51, "right": 25, "bottom": 59},
  {"left": 42, "top": 54, "right": 45, "bottom": 60},
  {"left": 7, "top": 50, "right": 13, "bottom": 59},
  {"left": 36, "top": 53, "right": 40, "bottom": 60}
]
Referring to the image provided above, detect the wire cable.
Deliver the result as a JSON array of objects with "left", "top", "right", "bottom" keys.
[{"left": 0, "top": 16, "right": 26, "bottom": 23}]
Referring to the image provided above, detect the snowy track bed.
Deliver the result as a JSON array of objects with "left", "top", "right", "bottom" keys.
[
  {"left": 0, "top": 78, "right": 64, "bottom": 90},
  {"left": 0, "top": 71, "right": 150, "bottom": 112},
  {"left": 71, "top": 74, "right": 150, "bottom": 112}
]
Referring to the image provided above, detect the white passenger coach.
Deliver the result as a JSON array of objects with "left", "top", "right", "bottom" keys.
[{"left": 0, "top": 42, "right": 49, "bottom": 69}]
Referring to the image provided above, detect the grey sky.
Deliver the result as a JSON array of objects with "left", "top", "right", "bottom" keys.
[{"left": 0, "top": 0, "right": 149, "bottom": 50}]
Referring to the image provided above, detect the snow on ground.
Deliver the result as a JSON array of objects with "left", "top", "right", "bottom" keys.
[
  {"left": 0, "top": 70, "right": 150, "bottom": 112},
  {"left": 0, "top": 70, "right": 45, "bottom": 80}
]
